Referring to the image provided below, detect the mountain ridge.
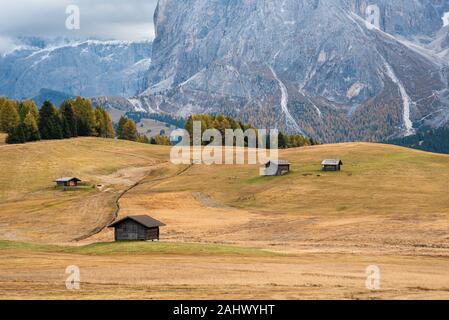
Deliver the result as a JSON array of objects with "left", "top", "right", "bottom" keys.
[
  {"left": 1, "top": 1, "right": 449, "bottom": 143},
  {"left": 0, "top": 39, "right": 153, "bottom": 100},
  {"left": 130, "top": 0, "right": 449, "bottom": 143}
]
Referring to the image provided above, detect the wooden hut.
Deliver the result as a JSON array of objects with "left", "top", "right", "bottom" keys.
[
  {"left": 321, "top": 159, "right": 343, "bottom": 171},
  {"left": 108, "top": 215, "right": 166, "bottom": 241},
  {"left": 260, "top": 160, "right": 291, "bottom": 176},
  {"left": 55, "top": 177, "right": 81, "bottom": 187}
]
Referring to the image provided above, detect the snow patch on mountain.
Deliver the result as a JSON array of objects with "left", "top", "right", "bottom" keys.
[
  {"left": 269, "top": 66, "right": 304, "bottom": 135},
  {"left": 141, "top": 75, "right": 175, "bottom": 95},
  {"left": 383, "top": 61, "right": 415, "bottom": 136}
]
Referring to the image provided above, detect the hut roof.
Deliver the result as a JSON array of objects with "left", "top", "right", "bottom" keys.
[
  {"left": 265, "top": 160, "right": 290, "bottom": 165},
  {"left": 55, "top": 177, "right": 81, "bottom": 182},
  {"left": 108, "top": 215, "right": 166, "bottom": 229},
  {"left": 321, "top": 159, "right": 343, "bottom": 166}
]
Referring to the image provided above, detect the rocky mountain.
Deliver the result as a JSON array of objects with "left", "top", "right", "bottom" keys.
[
  {"left": 130, "top": 0, "right": 449, "bottom": 142},
  {"left": 0, "top": 39, "right": 152, "bottom": 100},
  {"left": 2, "top": 1, "right": 448, "bottom": 143}
]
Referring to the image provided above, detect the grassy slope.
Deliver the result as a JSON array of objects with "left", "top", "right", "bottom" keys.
[
  {"left": 0, "top": 240, "right": 277, "bottom": 257},
  {"left": 2, "top": 139, "right": 449, "bottom": 248},
  {"left": 125, "top": 142, "right": 449, "bottom": 250},
  {"left": 2, "top": 141, "right": 449, "bottom": 299},
  {"left": 155, "top": 142, "right": 449, "bottom": 215},
  {"left": 0, "top": 138, "right": 171, "bottom": 243},
  {"left": 0, "top": 137, "right": 169, "bottom": 197}
]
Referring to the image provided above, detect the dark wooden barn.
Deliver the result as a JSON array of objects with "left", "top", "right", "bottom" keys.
[
  {"left": 108, "top": 215, "right": 166, "bottom": 241},
  {"left": 55, "top": 177, "right": 81, "bottom": 187},
  {"left": 321, "top": 159, "right": 343, "bottom": 171},
  {"left": 261, "top": 160, "right": 291, "bottom": 176}
]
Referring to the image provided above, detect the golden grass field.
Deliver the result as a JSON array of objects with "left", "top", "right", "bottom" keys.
[{"left": 1, "top": 137, "right": 449, "bottom": 299}]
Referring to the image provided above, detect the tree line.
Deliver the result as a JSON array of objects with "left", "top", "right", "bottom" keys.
[
  {"left": 1, "top": 98, "right": 320, "bottom": 148},
  {"left": 125, "top": 111, "right": 186, "bottom": 129},
  {"left": 0, "top": 97, "right": 114, "bottom": 144},
  {"left": 0, "top": 96, "right": 171, "bottom": 146},
  {"left": 184, "top": 114, "right": 319, "bottom": 148},
  {"left": 116, "top": 115, "right": 149, "bottom": 144},
  {"left": 116, "top": 115, "right": 172, "bottom": 145},
  {"left": 387, "top": 126, "right": 449, "bottom": 154}
]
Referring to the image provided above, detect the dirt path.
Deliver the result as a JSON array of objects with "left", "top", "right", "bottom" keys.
[
  {"left": 74, "top": 164, "right": 192, "bottom": 243},
  {"left": 72, "top": 176, "right": 149, "bottom": 242}
]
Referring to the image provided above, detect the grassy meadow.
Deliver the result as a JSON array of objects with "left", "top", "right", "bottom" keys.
[
  {"left": 1, "top": 138, "right": 449, "bottom": 299},
  {"left": 0, "top": 138, "right": 172, "bottom": 243}
]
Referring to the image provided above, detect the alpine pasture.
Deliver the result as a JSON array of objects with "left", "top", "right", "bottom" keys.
[{"left": 1, "top": 138, "right": 449, "bottom": 299}]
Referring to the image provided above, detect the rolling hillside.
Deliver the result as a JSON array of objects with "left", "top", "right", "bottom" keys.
[
  {"left": 0, "top": 138, "right": 172, "bottom": 243},
  {"left": 1, "top": 138, "right": 449, "bottom": 299},
  {"left": 121, "top": 142, "right": 449, "bottom": 253}
]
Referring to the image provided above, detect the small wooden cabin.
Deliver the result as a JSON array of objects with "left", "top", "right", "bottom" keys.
[
  {"left": 261, "top": 160, "right": 291, "bottom": 176},
  {"left": 321, "top": 159, "right": 343, "bottom": 171},
  {"left": 55, "top": 177, "right": 81, "bottom": 187},
  {"left": 108, "top": 215, "right": 166, "bottom": 241}
]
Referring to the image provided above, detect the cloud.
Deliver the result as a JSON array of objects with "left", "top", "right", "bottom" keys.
[
  {"left": 0, "top": 0, "right": 158, "bottom": 52},
  {"left": 0, "top": 37, "right": 20, "bottom": 55}
]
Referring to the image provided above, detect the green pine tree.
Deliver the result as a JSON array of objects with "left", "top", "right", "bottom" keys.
[
  {"left": 39, "top": 101, "right": 63, "bottom": 140},
  {"left": 117, "top": 116, "right": 128, "bottom": 138},
  {"left": 6, "top": 123, "right": 26, "bottom": 144},
  {"left": 60, "top": 101, "right": 78, "bottom": 138}
]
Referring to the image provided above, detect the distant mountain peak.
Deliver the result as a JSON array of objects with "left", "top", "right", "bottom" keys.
[
  {"left": 0, "top": 38, "right": 152, "bottom": 100},
  {"left": 129, "top": 0, "right": 449, "bottom": 142}
]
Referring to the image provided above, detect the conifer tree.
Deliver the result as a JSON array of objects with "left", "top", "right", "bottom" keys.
[
  {"left": 136, "top": 134, "right": 149, "bottom": 144},
  {"left": 93, "top": 106, "right": 115, "bottom": 138},
  {"left": 0, "top": 97, "right": 6, "bottom": 109},
  {"left": 72, "top": 97, "right": 96, "bottom": 136},
  {"left": 117, "top": 116, "right": 128, "bottom": 137},
  {"left": 23, "top": 112, "right": 41, "bottom": 142},
  {"left": 119, "top": 119, "right": 138, "bottom": 141},
  {"left": 0, "top": 100, "right": 20, "bottom": 134},
  {"left": 6, "top": 123, "right": 26, "bottom": 144},
  {"left": 39, "top": 101, "right": 63, "bottom": 140},
  {"left": 60, "top": 101, "right": 78, "bottom": 138},
  {"left": 18, "top": 100, "right": 39, "bottom": 122},
  {"left": 150, "top": 134, "right": 171, "bottom": 146},
  {"left": 94, "top": 107, "right": 106, "bottom": 137},
  {"left": 102, "top": 108, "right": 115, "bottom": 138}
]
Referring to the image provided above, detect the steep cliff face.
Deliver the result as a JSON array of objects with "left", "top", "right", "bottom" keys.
[
  {"left": 136, "top": 0, "right": 449, "bottom": 142},
  {"left": 0, "top": 40, "right": 152, "bottom": 100},
  {"left": 347, "top": 0, "right": 449, "bottom": 39}
]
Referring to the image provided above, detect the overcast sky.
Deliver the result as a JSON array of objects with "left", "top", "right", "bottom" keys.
[{"left": 0, "top": 0, "right": 159, "bottom": 53}]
